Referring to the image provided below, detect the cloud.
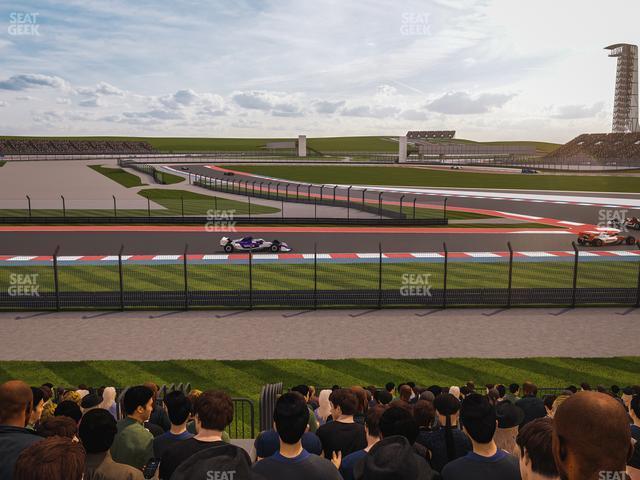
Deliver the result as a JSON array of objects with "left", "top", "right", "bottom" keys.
[
  {"left": 340, "top": 105, "right": 400, "bottom": 118},
  {"left": 159, "top": 89, "right": 225, "bottom": 112},
  {"left": 94, "top": 82, "right": 125, "bottom": 96},
  {"left": 122, "top": 109, "right": 184, "bottom": 120},
  {"left": 550, "top": 102, "right": 604, "bottom": 119},
  {"left": 56, "top": 97, "right": 71, "bottom": 105},
  {"left": 426, "top": 91, "right": 515, "bottom": 114},
  {"left": 400, "top": 109, "right": 430, "bottom": 121},
  {"left": 15, "top": 95, "right": 37, "bottom": 102},
  {"left": 78, "top": 97, "right": 105, "bottom": 107},
  {"left": 314, "top": 100, "right": 345, "bottom": 114},
  {"left": 232, "top": 90, "right": 302, "bottom": 116},
  {"left": 0, "top": 74, "right": 69, "bottom": 91},
  {"left": 0, "top": 101, "right": 6, "bottom": 107}
]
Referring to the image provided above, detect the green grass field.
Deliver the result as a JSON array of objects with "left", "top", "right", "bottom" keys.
[
  {"left": 226, "top": 165, "right": 640, "bottom": 193},
  {"left": 89, "top": 164, "right": 146, "bottom": 188},
  {"left": 0, "top": 260, "right": 635, "bottom": 293},
  {"left": 157, "top": 171, "right": 185, "bottom": 184},
  {"left": 0, "top": 160, "right": 6, "bottom": 167},
  {"left": 1, "top": 357, "right": 637, "bottom": 406}
]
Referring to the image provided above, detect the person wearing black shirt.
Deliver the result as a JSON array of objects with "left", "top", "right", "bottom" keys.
[
  {"left": 316, "top": 389, "right": 367, "bottom": 459},
  {"left": 441, "top": 394, "right": 520, "bottom": 480},
  {"left": 515, "top": 382, "right": 546, "bottom": 427},
  {"left": 159, "top": 390, "right": 249, "bottom": 479},
  {"left": 252, "top": 392, "right": 341, "bottom": 480}
]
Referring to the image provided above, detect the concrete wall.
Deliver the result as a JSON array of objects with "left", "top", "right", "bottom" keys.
[
  {"left": 297, "top": 135, "right": 307, "bottom": 157},
  {"left": 398, "top": 135, "right": 407, "bottom": 163}
]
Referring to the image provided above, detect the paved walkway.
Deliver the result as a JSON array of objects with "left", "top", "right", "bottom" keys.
[{"left": 0, "top": 307, "right": 637, "bottom": 361}]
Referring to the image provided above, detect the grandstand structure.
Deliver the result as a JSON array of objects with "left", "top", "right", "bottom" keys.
[
  {"left": 605, "top": 43, "right": 639, "bottom": 133},
  {"left": 406, "top": 130, "right": 455, "bottom": 140},
  {"left": 0, "top": 138, "right": 157, "bottom": 160},
  {"left": 543, "top": 132, "right": 640, "bottom": 168}
]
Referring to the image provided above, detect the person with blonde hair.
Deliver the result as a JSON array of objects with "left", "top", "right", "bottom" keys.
[
  {"left": 314, "top": 389, "right": 332, "bottom": 426},
  {"left": 99, "top": 386, "right": 118, "bottom": 419}
]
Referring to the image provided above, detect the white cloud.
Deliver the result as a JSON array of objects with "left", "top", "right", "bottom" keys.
[
  {"left": 314, "top": 100, "right": 345, "bottom": 114},
  {"left": 551, "top": 102, "right": 604, "bottom": 119},
  {"left": 0, "top": 74, "right": 69, "bottom": 91},
  {"left": 341, "top": 105, "right": 401, "bottom": 118},
  {"left": 426, "top": 91, "right": 515, "bottom": 114},
  {"left": 0, "top": 101, "right": 7, "bottom": 107}
]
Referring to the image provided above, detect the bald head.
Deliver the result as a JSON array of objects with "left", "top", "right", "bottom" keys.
[
  {"left": 0, "top": 380, "right": 33, "bottom": 427},
  {"left": 552, "top": 391, "right": 632, "bottom": 480}
]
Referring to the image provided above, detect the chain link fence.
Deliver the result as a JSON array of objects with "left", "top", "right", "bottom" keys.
[{"left": 1, "top": 243, "right": 638, "bottom": 310}]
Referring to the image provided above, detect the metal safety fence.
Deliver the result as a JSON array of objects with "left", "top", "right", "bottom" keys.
[{"left": 1, "top": 242, "right": 638, "bottom": 310}]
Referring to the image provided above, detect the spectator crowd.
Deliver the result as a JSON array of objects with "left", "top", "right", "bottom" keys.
[
  {"left": 1, "top": 379, "right": 639, "bottom": 479},
  {"left": 0, "top": 139, "right": 157, "bottom": 156}
]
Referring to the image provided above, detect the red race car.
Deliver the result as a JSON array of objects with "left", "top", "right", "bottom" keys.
[{"left": 577, "top": 228, "right": 636, "bottom": 247}]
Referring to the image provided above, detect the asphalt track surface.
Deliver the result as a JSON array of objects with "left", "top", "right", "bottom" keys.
[
  {"left": 178, "top": 164, "right": 640, "bottom": 225},
  {"left": 1, "top": 164, "right": 639, "bottom": 255}
]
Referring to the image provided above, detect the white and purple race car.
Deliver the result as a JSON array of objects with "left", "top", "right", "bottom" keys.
[{"left": 220, "top": 236, "right": 291, "bottom": 253}]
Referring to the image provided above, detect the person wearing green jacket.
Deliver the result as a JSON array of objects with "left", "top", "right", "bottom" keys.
[{"left": 111, "top": 386, "right": 155, "bottom": 471}]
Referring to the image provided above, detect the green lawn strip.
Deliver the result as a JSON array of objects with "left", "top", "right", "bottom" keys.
[
  {"left": 158, "top": 171, "right": 185, "bottom": 184},
  {"left": 137, "top": 188, "right": 279, "bottom": 216},
  {"left": 1, "top": 357, "right": 637, "bottom": 406},
  {"left": 1, "top": 261, "right": 636, "bottom": 292},
  {"left": 88, "top": 165, "right": 145, "bottom": 188},
  {"left": 0, "top": 160, "right": 6, "bottom": 167},
  {"left": 227, "top": 165, "right": 640, "bottom": 193}
]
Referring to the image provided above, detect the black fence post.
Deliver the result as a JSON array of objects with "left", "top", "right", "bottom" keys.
[
  {"left": 26, "top": 195, "right": 31, "bottom": 218},
  {"left": 362, "top": 188, "right": 367, "bottom": 207},
  {"left": 183, "top": 244, "right": 189, "bottom": 310},
  {"left": 314, "top": 243, "right": 318, "bottom": 310},
  {"left": 413, "top": 198, "right": 416, "bottom": 220},
  {"left": 320, "top": 185, "right": 324, "bottom": 202},
  {"left": 112, "top": 195, "right": 117, "bottom": 217},
  {"left": 378, "top": 192, "right": 383, "bottom": 219},
  {"left": 249, "top": 248, "right": 253, "bottom": 310},
  {"left": 571, "top": 241, "right": 579, "bottom": 308},
  {"left": 442, "top": 242, "right": 448, "bottom": 309},
  {"left": 285, "top": 184, "right": 290, "bottom": 200},
  {"left": 443, "top": 197, "right": 448, "bottom": 219},
  {"left": 296, "top": 184, "right": 300, "bottom": 200},
  {"left": 378, "top": 242, "right": 383, "bottom": 309},
  {"left": 636, "top": 241, "right": 640, "bottom": 308},
  {"left": 267, "top": 182, "right": 272, "bottom": 199},
  {"left": 118, "top": 244, "right": 124, "bottom": 311},
  {"left": 61, "top": 195, "right": 66, "bottom": 218},
  {"left": 147, "top": 197, "right": 151, "bottom": 218},
  {"left": 399, "top": 195, "right": 405, "bottom": 217},
  {"left": 276, "top": 183, "right": 280, "bottom": 199},
  {"left": 333, "top": 185, "right": 337, "bottom": 204},
  {"left": 281, "top": 199, "right": 284, "bottom": 220},
  {"left": 347, "top": 186, "right": 352, "bottom": 219},
  {"left": 53, "top": 245, "right": 60, "bottom": 311},
  {"left": 507, "top": 242, "right": 513, "bottom": 308},
  {"left": 307, "top": 184, "right": 311, "bottom": 200}
]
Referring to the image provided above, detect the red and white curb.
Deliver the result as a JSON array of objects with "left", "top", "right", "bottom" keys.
[{"left": 1, "top": 250, "right": 638, "bottom": 264}]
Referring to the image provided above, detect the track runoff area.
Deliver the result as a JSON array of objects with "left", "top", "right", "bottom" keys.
[{"left": 1, "top": 163, "right": 639, "bottom": 260}]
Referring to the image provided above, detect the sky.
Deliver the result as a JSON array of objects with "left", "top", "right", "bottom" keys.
[{"left": 0, "top": 0, "right": 638, "bottom": 142}]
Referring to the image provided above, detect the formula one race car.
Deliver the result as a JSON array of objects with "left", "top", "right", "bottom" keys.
[
  {"left": 576, "top": 228, "right": 636, "bottom": 247},
  {"left": 220, "top": 236, "right": 291, "bottom": 253},
  {"left": 606, "top": 217, "right": 640, "bottom": 231}
]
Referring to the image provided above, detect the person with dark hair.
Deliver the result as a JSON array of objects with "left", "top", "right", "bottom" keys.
[
  {"left": 13, "top": 435, "right": 85, "bottom": 480},
  {"left": 110, "top": 385, "right": 155, "bottom": 470},
  {"left": 143, "top": 382, "right": 171, "bottom": 433},
  {"left": 542, "top": 395, "right": 557, "bottom": 417},
  {"left": 579, "top": 382, "right": 591, "bottom": 392},
  {"left": 0, "top": 380, "right": 43, "bottom": 479},
  {"left": 316, "top": 389, "right": 366, "bottom": 459},
  {"left": 152, "top": 391, "right": 193, "bottom": 459},
  {"left": 626, "top": 395, "right": 640, "bottom": 476},
  {"left": 81, "top": 393, "right": 103, "bottom": 414},
  {"left": 350, "top": 386, "right": 368, "bottom": 425},
  {"left": 79, "top": 408, "right": 144, "bottom": 480},
  {"left": 252, "top": 392, "right": 340, "bottom": 479},
  {"left": 160, "top": 390, "right": 249, "bottom": 480},
  {"left": 459, "top": 386, "right": 470, "bottom": 398},
  {"left": 553, "top": 391, "right": 633, "bottom": 480},
  {"left": 566, "top": 385, "right": 578, "bottom": 394},
  {"left": 416, "top": 393, "right": 471, "bottom": 472},
  {"left": 495, "top": 402, "right": 525, "bottom": 455},
  {"left": 516, "top": 382, "right": 546, "bottom": 427},
  {"left": 291, "top": 384, "right": 319, "bottom": 433},
  {"left": 441, "top": 394, "right": 520, "bottom": 479},
  {"left": 496, "top": 385, "right": 507, "bottom": 403},
  {"left": 505, "top": 384, "right": 520, "bottom": 404},
  {"left": 339, "top": 405, "right": 386, "bottom": 480},
  {"left": 353, "top": 405, "right": 436, "bottom": 479},
  {"left": 414, "top": 399, "right": 435, "bottom": 435},
  {"left": 27, "top": 387, "right": 45, "bottom": 430},
  {"left": 37, "top": 415, "right": 77, "bottom": 439},
  {"left": 428, "top": 385, "right": 443, "bottom": 398},
  {"left": 385, "top": 382, "right": 395, "bottom": 397},
  {"left": 376, "top": 389, "right": 393, "bottom": 405},
  {"left": 54, "top": 400, "right": 82, "bottom": 424},
  {"left": 515, "top": 417, "right": 558, "bottom": 480}
]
